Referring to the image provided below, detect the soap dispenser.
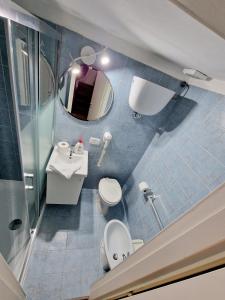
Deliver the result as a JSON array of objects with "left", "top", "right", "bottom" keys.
[{"left": 74, "top": 138, "right": 84, "bottom": 154}]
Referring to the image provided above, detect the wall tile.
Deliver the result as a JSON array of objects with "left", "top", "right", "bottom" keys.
[
  {"left": 161, "top": 145, "right": 210, "bottom": 204},
  {"left": 175, "top": 135, "right": 225, "bottom": 191}
]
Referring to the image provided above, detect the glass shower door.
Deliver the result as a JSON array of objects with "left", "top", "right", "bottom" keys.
[
  {"left": 9, "top": 21, "right": 39, "bottom": 228},
  {"left": 0, "top": 17, "right": 30, "bottom": 278}
]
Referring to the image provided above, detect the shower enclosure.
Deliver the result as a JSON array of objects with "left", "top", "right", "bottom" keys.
[{"left": 0, "top": 0, "right": 59, "bottom": 278}]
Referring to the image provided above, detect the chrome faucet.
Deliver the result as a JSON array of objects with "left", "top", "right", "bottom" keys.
[
  {"left": 122, "top": 253, "right": 127, "bottom": 260},
  {"left": 143, "top": 188, "right": 154, "bottom": 200},
  {"left": 143, "top": 188, "right": 159, "bottom": 202},
  {"left": 69, "top": 146, "right": 75, "bottom": 159}
]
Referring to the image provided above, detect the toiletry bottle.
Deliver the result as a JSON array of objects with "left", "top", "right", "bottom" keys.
[{"left": 74, "top": 138, "right": 84, "bottom": 154}]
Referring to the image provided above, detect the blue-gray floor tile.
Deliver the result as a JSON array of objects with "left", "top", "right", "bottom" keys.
[
  {"left": 66, "top": 232, "right": 96, "bottom": 249},
  {"left": 33, "top": 231, "right": 67, "bottom": 252},
  {"left": 44, "top": 250, "right": 65, "bottom": 274},
  {"left": 61, "top": 271, "right": 82, "bottom": 299}
]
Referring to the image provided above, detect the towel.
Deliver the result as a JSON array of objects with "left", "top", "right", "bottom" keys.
[{"left": 49, "top": 156, "right": 81, "bottom": 179}]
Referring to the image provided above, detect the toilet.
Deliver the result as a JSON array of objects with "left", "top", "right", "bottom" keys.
[
  {"left": 98, "top": 178, "right": 122, "bottom": 214},
  {"left": 100, "top": 219, "right": 134, "bottom": 270}
]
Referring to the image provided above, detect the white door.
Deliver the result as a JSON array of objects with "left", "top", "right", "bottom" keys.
[
  {"left": 0, "top": 254, "right": 26, "bottom": 300},
  {"left": 87, "top": 71, "right": 111, "bottom": 120}
]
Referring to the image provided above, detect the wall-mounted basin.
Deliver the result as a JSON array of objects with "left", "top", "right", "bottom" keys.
[
  {"left": 49, "top": 150, "right": 84, "bottom": 179},
  {"left": 46, "top": 146, "right": 88, "bottom": 205}
]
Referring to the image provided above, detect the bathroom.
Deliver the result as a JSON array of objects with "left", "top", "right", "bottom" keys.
[{"left": 1, "top": 0, "right": 225, "bottom": 299}]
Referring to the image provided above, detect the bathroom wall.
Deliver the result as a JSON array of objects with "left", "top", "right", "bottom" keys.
[
  {"left": 54, "top": 26, "right": 182, "bottom": 188},
  {"left": 0, "top": 19, "right": 22, "bottom": 181},
  {"left": 124, "top": 86, "right": 225, "bottom": 241}
]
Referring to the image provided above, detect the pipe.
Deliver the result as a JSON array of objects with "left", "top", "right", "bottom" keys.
[
  {"left": 147, "top": 196, "right": 164, "bottom": 230},
  {"left": 97, "top": 131, "right": 112, "bottom": 167},
  {"left": 97, "top": 148, "right": 107, "bottom": 167}
]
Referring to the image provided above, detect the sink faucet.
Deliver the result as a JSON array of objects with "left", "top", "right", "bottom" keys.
[
  {"left": 69, "top": 146, "right": 75, "bottom": 159},
  {"left": 122, "top": 253, "right": 127, "bottom": 261}
]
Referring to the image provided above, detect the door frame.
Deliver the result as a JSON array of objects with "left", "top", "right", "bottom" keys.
[
  {"left": 119, "top": 267, "right": 225, "bottom": 300},
  {"left": 90, "top": 182, "right": 225, "bottom": 300},
  {"left": 0, "top": 254, "right": 26, "bottom": 300}
]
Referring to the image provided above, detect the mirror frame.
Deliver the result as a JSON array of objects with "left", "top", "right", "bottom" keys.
[{"left": 58, "top": 65, "right": 114, "bottom": 123}]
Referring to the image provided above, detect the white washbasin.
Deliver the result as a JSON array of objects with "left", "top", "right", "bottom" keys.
[
  {"left": 56, "top": 151, "right": 83, "bottom": 167},
  {"left": 46, "top": 146, "right": 88, "bottom": 177}
]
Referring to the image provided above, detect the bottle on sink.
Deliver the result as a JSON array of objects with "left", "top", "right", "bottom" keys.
[{"left": 74, "top": 138, "right": 84, "bottom": 154}]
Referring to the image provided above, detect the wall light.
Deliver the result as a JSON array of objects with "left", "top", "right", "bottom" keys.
[
  {"left": 71, "top": 64, "right": 81, "bottom": 75},
  {"left": 100, "top": 55, "right": 110, "bottom": 66}
]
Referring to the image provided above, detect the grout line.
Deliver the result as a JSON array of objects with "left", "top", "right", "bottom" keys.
[
  {"left": 163, "top": 143, "right": 210, "bottom": 199},
  {"left": 157, "top": 155, "right": 189, "bottom": 206},
  {"left": 184, "top": 131, "right": 225, "bottom": 171},
  {"left": 179, "top": 131, "right": 225, "bottom": 190},
  {"left": 169, "top": 137, "right": 212, "bottom": 193}
]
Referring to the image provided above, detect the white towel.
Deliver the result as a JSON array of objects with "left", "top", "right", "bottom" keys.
[{"left": 49, "top": 156, "right": 81, "bottom": 179}]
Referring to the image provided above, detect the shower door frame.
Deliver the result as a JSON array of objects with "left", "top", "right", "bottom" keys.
[
  {"left": 6, "top": 20, "right": 38, "bottom": 228},
  {"left": 0, "top": 0, "right": 60, "bottom": 228},
  {"left": 0, "top": 0, "right": 60, "bottom": 280}
]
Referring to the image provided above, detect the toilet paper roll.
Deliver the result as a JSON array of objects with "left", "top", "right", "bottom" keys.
[
  {"left": 57, "top": 141, "right": 70, "bottom": 155},
  {"left": 139, "top": 181, "right": 149, "bottom": 193}
]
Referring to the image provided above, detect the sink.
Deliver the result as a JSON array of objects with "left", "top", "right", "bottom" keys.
[
  {"left": 47, "top": 146, "right": 88, "bottom": 177},
  {"left": 55, "top": 151, "right": 83, "bottom": 170},
  {"left": 46, "top": 146, "right": 88, "bottom": 205}
]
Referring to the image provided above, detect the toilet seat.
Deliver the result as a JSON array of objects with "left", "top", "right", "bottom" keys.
[{"left": 99, "top": 178, "right": 122, "bottom": 206}]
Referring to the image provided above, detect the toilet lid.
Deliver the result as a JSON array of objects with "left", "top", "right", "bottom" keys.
[{"left": 99, "top": 178, "right": 122, "bottom": 205}]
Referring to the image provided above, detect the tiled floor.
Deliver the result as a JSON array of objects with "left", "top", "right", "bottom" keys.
[{"left": 23, "top": 189, "right": 127, "bottom": 300}]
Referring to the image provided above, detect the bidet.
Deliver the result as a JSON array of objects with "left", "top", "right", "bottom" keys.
[{"left": 101, "top": 219, "right": 134, "bottom": 270}]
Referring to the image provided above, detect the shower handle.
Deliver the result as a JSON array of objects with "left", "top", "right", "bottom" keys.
[{"left": 24, "top": 173, "right": 34, "bottom": 190}]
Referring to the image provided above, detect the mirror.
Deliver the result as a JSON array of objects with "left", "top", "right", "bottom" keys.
[{"left": 59, "top": 64, "right": 113, "bottom": 121}]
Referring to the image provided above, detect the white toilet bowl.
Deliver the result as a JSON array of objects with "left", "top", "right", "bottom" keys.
[
  {"left": 98, "top": 178, "right": 122, "bottom": 214},
  {"left": 100, "top": 219, "right": 134, "bottom": 270}
]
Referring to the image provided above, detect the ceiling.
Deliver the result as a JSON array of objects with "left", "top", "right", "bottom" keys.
[{"left": 13, "top": 0, "right": 225, "bottom": 80}]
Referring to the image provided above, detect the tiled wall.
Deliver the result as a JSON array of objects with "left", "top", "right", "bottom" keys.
[
  {"left": 54, "top": 26, "right": 182, "bottom": 188},
  {"left": 124, "top": 86, "right": 225, "bottom": 241},
  {"left": 0, "top": 19, "right": 22, "bottom": 181}
]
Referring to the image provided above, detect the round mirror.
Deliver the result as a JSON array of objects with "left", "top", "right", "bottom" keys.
[{"left": 59, "top": 64, "right": 113, "bottom": 121}]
